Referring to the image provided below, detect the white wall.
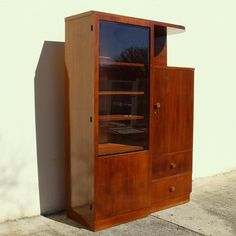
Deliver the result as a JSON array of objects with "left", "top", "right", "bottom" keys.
[{"left": 1, "top": 0, "right": 236, "bottom": 222}]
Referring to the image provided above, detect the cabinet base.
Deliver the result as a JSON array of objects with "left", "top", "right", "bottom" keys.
[
  {"left": 67, "top": 194, "right": 190, "bottom": 231},
  {"left": 94, "top": 207, "right": 150, "bottom": 231},
  {"left": 67, "top": 207, "right": 94, "bottom": 230},
  {"left": 149, "top": 194, "right": 190, "bottom": 213}
]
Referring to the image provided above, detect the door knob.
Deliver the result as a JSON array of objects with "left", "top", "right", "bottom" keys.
[
  {"left": 169, "top": 186, "right": 176, "bottom": 192},
  {"left": 170, "top": 163, "right": 177, "bottom": 169},
  {"left": 154, "top": 102, "right": 161, "bottom": 109}
]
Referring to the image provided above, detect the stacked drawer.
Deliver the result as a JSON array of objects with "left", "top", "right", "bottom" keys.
[{"left": 151, "top": 151, "right": 192, "bottom": 205}]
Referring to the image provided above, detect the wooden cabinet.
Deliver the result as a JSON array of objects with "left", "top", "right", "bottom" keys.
[{"left": 65, "top": 11, "right": 194, "bottom": 231}]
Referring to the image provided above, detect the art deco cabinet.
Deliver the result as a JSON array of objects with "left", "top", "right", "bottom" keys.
[{"left": 65, "top": 11, "right": 194, "bottom": 231}]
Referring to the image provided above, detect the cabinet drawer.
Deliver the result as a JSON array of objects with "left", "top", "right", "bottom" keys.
[
  {"left": 152, "top": 151, "right": 192, "bottom": 179},
  {"left": 151, "top": 172, "right": 192, "bottom": 203}
]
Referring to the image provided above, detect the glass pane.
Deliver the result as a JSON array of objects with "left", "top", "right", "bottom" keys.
[{"left": 98, "top": 20, "right": 150, "bottom": 156}]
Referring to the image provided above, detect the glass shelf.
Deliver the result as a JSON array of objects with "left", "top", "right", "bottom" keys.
[
  {"left": 99, "top": 91, "right": 144, "bottom": 95},
  {"left": 99, "top": 114, "right": 144, "bottom": 122},
  {"left": 98, "top": 143, "right": 144, "bottom": 156},
  {"left": 100, "top": 60, "right": 145, "bottom": 68}
]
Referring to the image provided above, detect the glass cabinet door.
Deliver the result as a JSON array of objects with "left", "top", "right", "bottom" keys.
[{"left": 98, "top": 20, "right": 150, "bottom": 156}]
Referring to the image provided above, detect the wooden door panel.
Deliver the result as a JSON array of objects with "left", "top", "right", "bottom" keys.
[
  {"left": 151, "top": 67, "right": 194, "bottom": 155},
  {"left": 167, "top": 69, "right": 194, "bottom": 152},
  {"left": 95, "top": 152, "right": 149, "bottom": 220}
]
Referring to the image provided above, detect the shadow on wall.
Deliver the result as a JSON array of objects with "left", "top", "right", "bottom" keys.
[{"left": 35, "top": 41, "right": 65, "bottom": 215}]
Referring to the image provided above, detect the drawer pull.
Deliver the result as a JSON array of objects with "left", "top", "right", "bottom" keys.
[
  {"left": 169, "top": 186, "right": 176, "bottom": 192},
  {"left": 170, "top": 163, "right": 177, "bottom": 169}
]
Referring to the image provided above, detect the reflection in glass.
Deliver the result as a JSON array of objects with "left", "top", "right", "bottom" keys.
[{"left": 98, "top": 20, "right": 150, "bottom": 156}]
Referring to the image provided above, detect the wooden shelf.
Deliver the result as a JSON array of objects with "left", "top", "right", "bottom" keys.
[
  {"left": 99, "top": 91, "right": 144, "bottom": 95},
  {"left": 99, "top": 114, "right": 144, "bottom": 122},
  {"left": 100, "top": 61, "right": 145, "bottom": 68},
  {"left": 98, "top": 143, "right": 144, "bottom": 156}
]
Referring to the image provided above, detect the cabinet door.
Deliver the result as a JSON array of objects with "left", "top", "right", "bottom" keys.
[
  {"left": 95, "top": 152, "right": 149, "bottom": 220},
  {"left": 152, "top": 68, "right": 194, "bottom": 156},
  {"left": 97, "top": 20, "right": 150, "bottom": 157}
]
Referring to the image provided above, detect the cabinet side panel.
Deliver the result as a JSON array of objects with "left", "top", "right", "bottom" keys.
[{"left": 65, "top": 16, "right": 95, "bottom": 225}]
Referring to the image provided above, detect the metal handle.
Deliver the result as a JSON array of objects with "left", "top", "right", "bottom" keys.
[
  {"left": 154, "top": 102, "right": 161, "bottom": 109},
  {"left": 169, "top": 186, "right": 176, "bottom": 192},
  {"left": 170, "top": 163, "right": 177, "bottom": 169}
]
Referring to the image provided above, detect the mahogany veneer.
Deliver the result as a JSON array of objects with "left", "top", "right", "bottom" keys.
[
  {"left": 65, "top": 11, "right": 194, "bottom": 231},
  {"left": 98, "top": 143, "right": 144, "bottom": 156}
]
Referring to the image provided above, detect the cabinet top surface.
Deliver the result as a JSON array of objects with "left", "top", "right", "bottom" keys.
[{"left": 65, "top": 10, "right": 185, "bottom": 34}]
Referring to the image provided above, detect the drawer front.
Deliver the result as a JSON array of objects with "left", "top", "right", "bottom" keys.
[
  {"left": 152, "top": 151, "right": 192, "bottom": 179},
  {"left": 151, "top": 172, "right": 192, "bottom": 203}
]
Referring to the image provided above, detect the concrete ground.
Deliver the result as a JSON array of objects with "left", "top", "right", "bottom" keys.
[{"left": 0, "top": 170, "right": 235, "bottom": 236}]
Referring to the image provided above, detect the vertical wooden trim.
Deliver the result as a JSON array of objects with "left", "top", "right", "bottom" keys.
[
  {"left": 150, "top": 23, "right": 155, "bottom": 66},
  {"left": 93, "top": 14, "right": 100, "bottom": 217},
  {"left": 94, "top": 15, "right": 99, "bottom": 158},
  {"left": 148, "top": 68, "right": 154, "bottom": 206},
  {"left": 64, "top": 60, "right": 71, "bottom": 212},
  {"left": 149, "top": 25, "right": 155, "bottom": 205}
]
